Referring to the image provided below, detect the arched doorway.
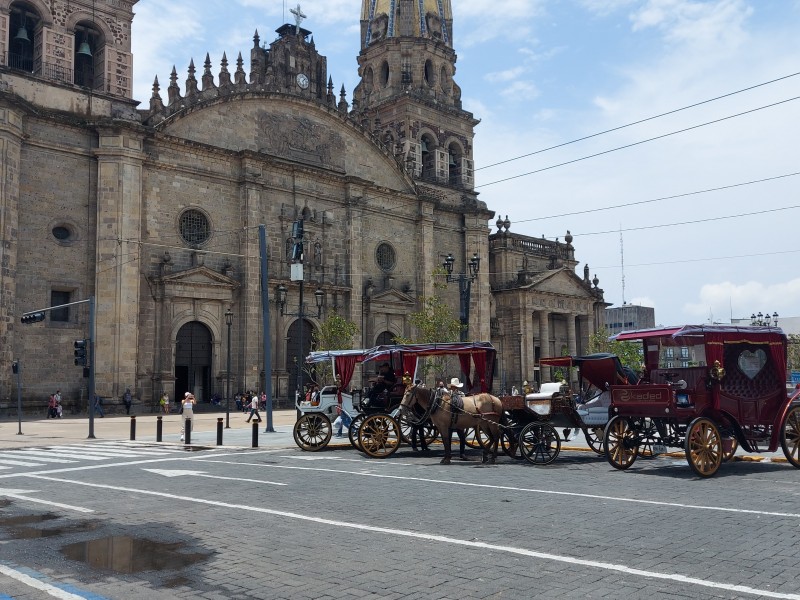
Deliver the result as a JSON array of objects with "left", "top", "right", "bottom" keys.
[
  {"left": 286, "top": 319, "right": 315, "bottom": 401},
  {"left": 175, "top": 322, "right": 213, "bottom": 403},
  {"left": 376, "top": 331, "right": 395, "bottom": 346}
]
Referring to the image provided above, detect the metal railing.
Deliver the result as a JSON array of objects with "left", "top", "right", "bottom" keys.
[{"left": 4, "top": 52, "right": 110, "bottom": 93}]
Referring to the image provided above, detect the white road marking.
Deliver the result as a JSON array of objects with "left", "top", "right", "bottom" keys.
[
  {"left": 143, "top": 468, "right": 286, "bottom": 486},
  {"left": 6, "top": 451, "right": 79, "bottom": 463},
  {"left": 0, "top": 458, "right": 46, "bottom": 467},
  {"left": 197, "top": 458, "right": 800, "bottom": 520},
  {"left": 284, "top": 455, "right": 414, "bottom": 465},
  {"left": 24, "top": 474, "right": 800, "bottom": 600},
  {"left": 0, "top": 563, "right": 90, "bottom": 599},
  {"left": 0, "top": 489, "right": 93, "bottom": 514}
]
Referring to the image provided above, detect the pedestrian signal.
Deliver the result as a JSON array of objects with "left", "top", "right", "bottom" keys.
[
  {"left": 74, "top": 339, "right": 87, "bottom": 366},
  {"left": 20, "top": 312, "right": 45, "bottom": 324}
]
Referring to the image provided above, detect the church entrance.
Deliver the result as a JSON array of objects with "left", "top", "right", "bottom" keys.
[
  {"left": 286, "top": 319, "right": 315, "bottom": 402},
  {"left": 175, "top": 322, "right": 212, "bottom": 403}
]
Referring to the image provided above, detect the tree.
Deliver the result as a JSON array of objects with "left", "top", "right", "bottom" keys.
[
  {"left": 308, "top": 312, "right": 359, "bottom": 385},
  {"left": 788, "top": 334, "right": 800, "bottom": 378},
  {"left": 395, "top": 268, "right": 462, "bottom": 381},
  {"left": 587, "top": 326, "right": 644, "bottom": 373}
]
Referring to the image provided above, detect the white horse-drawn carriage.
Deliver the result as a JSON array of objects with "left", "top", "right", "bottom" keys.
[{"left": 293, "top": 342, "right": 498, "bottom": 458}]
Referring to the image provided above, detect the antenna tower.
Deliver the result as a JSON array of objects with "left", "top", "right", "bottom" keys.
[{"left": 620, "top": 227, "right": 626, "bottom": 305}]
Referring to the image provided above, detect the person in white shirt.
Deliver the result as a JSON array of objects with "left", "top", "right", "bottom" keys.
[
  {"left": 245, "top": 394, "right": 261, "bottom": 423},
  {"left": 180, "top": 392, "right": 196, "bottom": 441}
]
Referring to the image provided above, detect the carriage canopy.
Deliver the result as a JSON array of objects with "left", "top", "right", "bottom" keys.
[
  {"left": 306, "top": 341, "right": 496, "bottom": 393},
  {"left": 540, "top": 353, "right": 634, "bottom": 390}
]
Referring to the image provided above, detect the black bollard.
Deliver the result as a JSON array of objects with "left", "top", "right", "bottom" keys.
[
  {"left": 216, "top": 418, "right": 223, "bottom": 446},
  {"left": 129, "top": 415, "right": 136, "bottom": 441},
  {"left": 185, "top": 418, "right": 192, "bottom": 445},
  {"left": 251, "top": 421, "right": 259, "bottom": 448},
  {"left": 156, "top": 415, "right": 163, "bottom": 442}
]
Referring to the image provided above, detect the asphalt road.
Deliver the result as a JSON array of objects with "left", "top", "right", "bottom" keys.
[{"left": 0, "top": 430, "right": 799, "bottom": 599}]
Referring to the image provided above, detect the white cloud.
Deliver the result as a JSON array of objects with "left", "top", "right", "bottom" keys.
[
  {"left": 629, "top": 296, "right": 656, "bottom": 308},
  {"left": 684, "top": 279, "right": 800, "bottom": 321},
  {"left": 485, "top": 66, "right": 527, "bottom": 83},
  {"left": 235, "top": 0, "right": 359, "bottom": 25},
  {"left": 499, "top": 80, "right": 540, "bottom": 99},
  {"left": 580, "top": 0, "right": 639, "bottom": 16}
]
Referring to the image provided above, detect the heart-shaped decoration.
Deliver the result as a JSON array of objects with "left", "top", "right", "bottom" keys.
[{"left": 738, "top": 349, "right": 767, "bottom": 380}]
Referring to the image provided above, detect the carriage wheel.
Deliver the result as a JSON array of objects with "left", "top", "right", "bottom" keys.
[
  {"left": 603, "top": 416, "right": 638, "bottom": 470},
  {"left": 780, "top": 406, "right": 800, "bottom": 468},
  {"left": 685, "top": 417, "right": 722, "bottom": 478},
  {"left": 397, "top": 414, "right": 438, "bottom": 447},
  {"left": 636, "top": 418, "right": 660, "bottom": 459},
  {"left": 518, "top": 422, "right": 561, "bottom": 465},
  {"left": 582, "top": 426, "right": 605, "bottom": 455},
  {"left": 348, "top": 414, "right": 365, "bottom": 451},
  {"left": 358, "top": 414, "right": 401, "bottom": 459},
  {"left": 501, "top": 419, "right": 523, "bottom": 459},
  {"left": 463, "top": 427, "right": 483, "bottom": 448},
  {"left": 293, "top": 413, "right": 332, "bottom": 452},
  {"left": 722, "top": 437, "right": 738, "bottom": 462}
]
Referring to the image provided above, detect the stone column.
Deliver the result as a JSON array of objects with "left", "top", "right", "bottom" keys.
[
  {"left": 94, "top": 128, "right": 145, "bottom": 399},
  {"left": 539, "top": 310, "right": 550, "bottom": 382},
  {"left": 0, "top": 106, "right": 23, "bottom": 402},
  {"left": 567, "top": 313, "right": 577, "bottom": 386}
]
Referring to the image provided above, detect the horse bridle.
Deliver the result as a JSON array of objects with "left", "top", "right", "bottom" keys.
[{"left": 402, "top": 385, "right": 438, "bottom": 426}]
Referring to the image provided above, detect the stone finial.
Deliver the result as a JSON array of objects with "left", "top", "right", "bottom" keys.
[
  {"left": 592, "top": 274, "right": 599, "bottom": 288},
  {"left": 185, "top": 59, "right": 199, "bottom": 97},
  {"left": 565, "top": 230, "right": 573, "bottom": 245},
  {"left": 338, "top": 84, "right": 349, "bottom": 113},
  {"left": 202, "top": 53, "right": 215, "bottom": 91},
  {"left": 149, "top": 75, "right": 165, "bottom": 113},
  {"left": 253, "top": 29, "right": 260, "bottom": 48},
  {"left": 219, "top": 52, "right": 232, "bottom": 87},
  {"left": 327, "top": 76, "right": 335, "bottom": 106},
  {"left": 584, "top": 264, "right": 590, "bottom": 283},
  {"left": 234, "top": 52, "right": 246, "bottom": 85},
  {"left": 503, "top": 215, "right": 511, "bottom": 231},
  {"left": 167, "top": 65, "right": 181, "bottom": 106},
  {"left": 495, "top": 216, "right": 503, "bottom": 232}
]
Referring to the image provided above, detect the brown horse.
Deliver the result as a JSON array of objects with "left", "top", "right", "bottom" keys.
[{"left": 401, "top": 385, "right": 503, "bottom": 464}]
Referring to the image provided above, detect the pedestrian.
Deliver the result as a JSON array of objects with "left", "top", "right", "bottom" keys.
[
  {"left": 56, "top": 396, "right": 63, "bottom": 418},
  {"left": 234, "top": 392, "right": 242, "bottom": 412},
  {"left": 122, "top": 388, "right": 133, "bottom": 415},
  {"left": 180, "top": 392, "right": 196, "bottom": 441},
  {"left": 47, "top": 394, "right": 57, "bottom": 419},
  {"left": 260, "top": 391, "right": 267, "bottom": 410},
  {"left": 159, "top": 391, "right": 170, "bottom": 414},
  {"left": 245, "top": 392, "right": 261, "bottom": 423},
  {"left": 93, "top": 394, "right": 105, "bottom": 418}
]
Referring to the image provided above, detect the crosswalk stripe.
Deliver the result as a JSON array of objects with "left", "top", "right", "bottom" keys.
[
  {"left": 8, "top": 451, "right": 79, "bottom": 464},
  {"left": 0, "top": 458, "right": 46, "bottom": 467}
]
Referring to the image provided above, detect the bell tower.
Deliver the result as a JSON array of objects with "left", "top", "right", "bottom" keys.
[{"left": 354, "top": 0, "right": 476, "bottom": 190}]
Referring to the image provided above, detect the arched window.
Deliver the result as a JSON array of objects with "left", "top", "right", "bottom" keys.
[
  {"left": 74, "top": 22, "right": 103, "bottom": 88},
  {"left": 448, "top": 142, "right": 463, "bottom": 186},
  {"left": 8, "top": 2, "right": 41, "bottom": 74},
  {"left": 420, "top": 133, "right": 436, "bottom": 180},
  {"left": 376, "top": 331, "right": 395, "bottom": 346}
]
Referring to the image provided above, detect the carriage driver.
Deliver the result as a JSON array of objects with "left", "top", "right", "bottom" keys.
[
  {"left": 365, "top": 362, "right": 397, "bottom": 406},
  {"left": 448, "top": 377, "right": 465, "bottom": 401}
]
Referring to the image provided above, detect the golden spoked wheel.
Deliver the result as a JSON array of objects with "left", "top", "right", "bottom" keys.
[
  {"left": 358, "top": 414, "right": 401, "bottom": 458},
  {"left": 685, "top": 417, "right": 722, "bottom": 478},
  {"left": 462, "top": 427, "right": 483, "bottom": 448},
  {"left": 398, "top": 414, "right": 438, "bottom": 446},
  {"left": 348, "top": 414, "right": 365, "bottom": 450},
  {"left": 722, "top": 437, "right": 739, "bottom": 462},
  {"left": 780, "top": 405, "right": 800, "bottom": 468},
  {"left": 635, "top": 418, "right": 660, "bottom": 459},
  {"left": 293, "top": 413, "right": 332, "bottom": 452},
  {"left": 518, "top": 422, "right": 561, "bottom": 465},
  {"left": 603, "top": 416, "right": 638, "bottom": 470}
]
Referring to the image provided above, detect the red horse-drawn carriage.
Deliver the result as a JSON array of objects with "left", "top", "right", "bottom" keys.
[{"left": 602, "top": 325, "right": 800, "bottom": 477}]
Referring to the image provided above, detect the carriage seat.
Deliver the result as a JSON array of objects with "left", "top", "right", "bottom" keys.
[{"left": 576, "top": 391, "right": 611, "bottom": 425}]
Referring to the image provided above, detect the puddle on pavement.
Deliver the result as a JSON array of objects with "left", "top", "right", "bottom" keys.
[
  {"left": 10, "top": 520, "right": 97, "bottom": 539},
  {"left": 0, "top": 499, "right": 10, "bottom": 508},
  {"left": 61, "top": 536, "right": 212, "bottom": 574},
  {"left": 0, "top": 513, "right": 59, "bottom": 526},
  {"left": 177, "top": 446, "right": 215, "bottom": 452}
]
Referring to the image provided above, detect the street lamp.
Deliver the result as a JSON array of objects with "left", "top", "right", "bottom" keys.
[
  {"left": 751, "top": 311, "right": 779, "bottom": 327},
  {"left": 276, "top": 282, "right": 324, "bottom": 408},
  {"left": 443, "top": 252, "right": 480, "bottom": 341},
  {"left": 224, "top": 308, "right": 233, "bottom": 429}
]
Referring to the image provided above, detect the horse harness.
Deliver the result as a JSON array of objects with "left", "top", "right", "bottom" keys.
[{"left": 432, "top": 387, "right": 500, "bottom": 429}]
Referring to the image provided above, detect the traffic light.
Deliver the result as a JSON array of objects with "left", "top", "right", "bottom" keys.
[
  {"left": 291, "top": 241, "right": 303, "bottom": 261},
  {"left": 20, "top": 312, "right": 45, "bottom": 324},
  {"left": 74, "top": 339, "right": 87, "bottom": 366}
]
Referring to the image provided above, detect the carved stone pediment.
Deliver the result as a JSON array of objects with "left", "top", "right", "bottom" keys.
[
  {"left": 525, "top": 269, "right": 595, "bottom": 299},
  {"left": 371, "top": 288, "right": 416, "bottom": 306},
  {"left": 161, "top": 266, "right": 239, "bottom": 300}
]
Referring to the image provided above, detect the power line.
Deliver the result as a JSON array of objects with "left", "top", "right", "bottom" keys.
[
  {"left": 514, "top": 171, "right": 800, "bottom": 223},
  {"left": 476, "top": 71, "right": 800, "bottom": 171},
  {"left": 591, "top": 248, "right": 800, "bottom": 270},
  {"left": 572, "top": 204, "right": 800, "bottom": 237},
  {"left": 475, "top": 96, "right": 800, "bottom": 188}
]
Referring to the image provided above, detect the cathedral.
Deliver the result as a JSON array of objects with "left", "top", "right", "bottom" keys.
[{"left": 0, "top": 0, "right": 607, "bottom": 412}]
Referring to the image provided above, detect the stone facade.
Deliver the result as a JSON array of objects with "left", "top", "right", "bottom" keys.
[{"left": 0, "top": 0, "right": 605, "bottom": 412}]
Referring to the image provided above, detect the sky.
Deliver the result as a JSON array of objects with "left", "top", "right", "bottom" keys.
[{"left": 130, "top": 0, "right": 800, "bottom": 328}]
